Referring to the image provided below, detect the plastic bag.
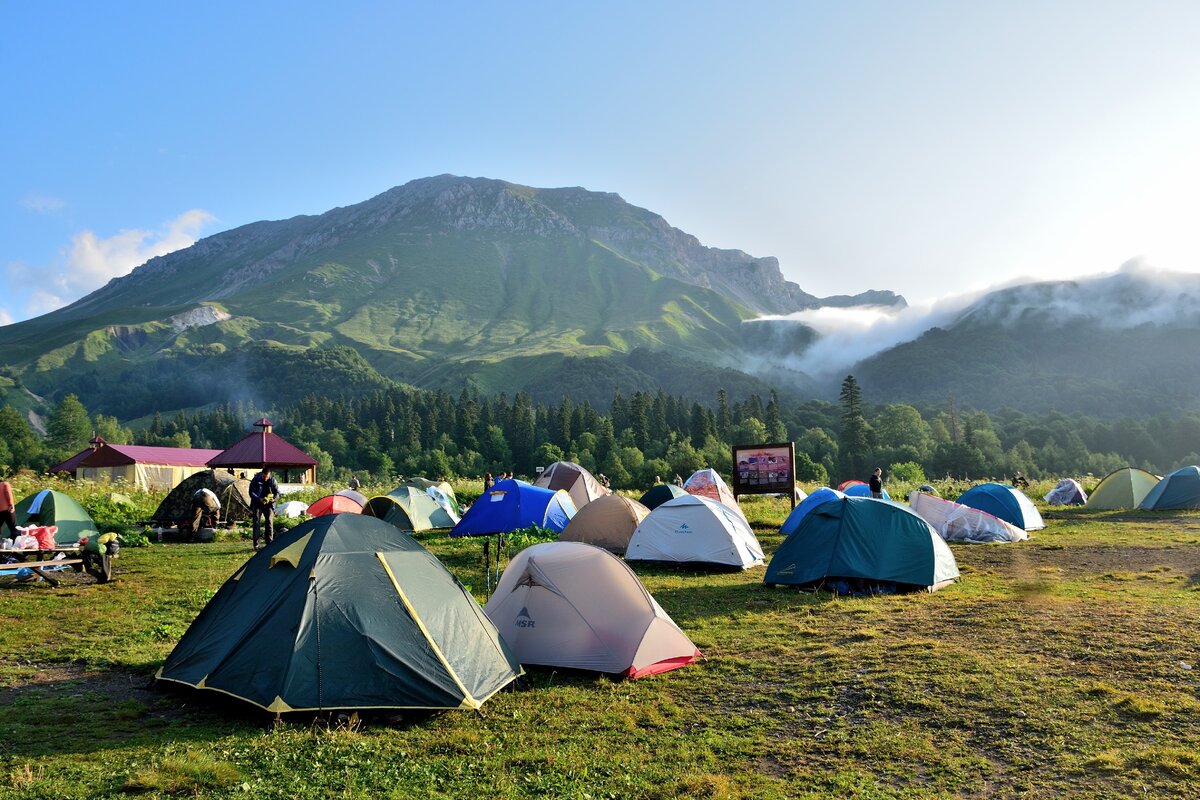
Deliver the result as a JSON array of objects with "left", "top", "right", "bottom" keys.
[
  {"left": 31, "top": 526, "right": 58, "bottom": 549},
  {"left": 13, "top": 534, "right": 38, "bottom": 550}
]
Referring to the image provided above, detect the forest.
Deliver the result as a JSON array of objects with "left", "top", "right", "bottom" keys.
[{"left": 3, "top": 376, "right": 1197, "bottom": 489}]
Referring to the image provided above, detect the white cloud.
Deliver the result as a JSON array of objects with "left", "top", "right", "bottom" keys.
[
  {"left": 59, "top": 209, "right": 215, "bottom": 296},
  {"left": 0, "top": 308, "right": 12, "bottom": 326},
  {"left": 20, "top": 193, "right": 66, "bottom": 214},
  {"left": 26, "top": 289, "right": 65, "bottom": 317}
]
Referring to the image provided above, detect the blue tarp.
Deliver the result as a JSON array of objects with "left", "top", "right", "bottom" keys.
[
  {"left": 450, "top": 479, "right": 576, "bottom": 537},
  {"left": 1139, "top": 466, "right": 1200, "bottom": 510}
]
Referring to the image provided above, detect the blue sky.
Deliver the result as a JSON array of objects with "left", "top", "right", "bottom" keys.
[{"left": 3, "top": 1, "right": 1200, "bottom": 325}]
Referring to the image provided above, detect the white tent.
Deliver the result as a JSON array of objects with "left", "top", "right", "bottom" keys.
[
  {"left": 1044, "top": 478, "right": 1087, "bottom": 506},
  {"left": 626, "top": 495, "right": 764, "bottom": 569},
  {"left": 908, "top": 492, "right": 1029, "bottom": 544},
  {"left": 485, "top": 542, "right": 700, "bottom": 678},
  {"left": 277, "top": 500, "right": 309, "bottom": 519}
]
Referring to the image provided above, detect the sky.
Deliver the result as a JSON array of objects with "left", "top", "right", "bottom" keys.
[{"left": 3, "top": 1, "right": 1200, "bottom": 326}]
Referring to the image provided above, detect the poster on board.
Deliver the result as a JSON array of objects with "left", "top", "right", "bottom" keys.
[{"left": 731, "top": 442, "right": 796, "bottom": 501}]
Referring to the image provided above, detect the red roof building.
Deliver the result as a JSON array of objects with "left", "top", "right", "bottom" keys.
[
  {"left": 54, "top": 437, "right": 226, "bottom": 491},
  {"left": 207, "top": 419, "right": 318, "bottom": 484}
]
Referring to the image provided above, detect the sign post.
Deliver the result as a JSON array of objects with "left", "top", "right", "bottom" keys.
[{"left": 730, "top": 442, "right": 798, "bottom": 509}]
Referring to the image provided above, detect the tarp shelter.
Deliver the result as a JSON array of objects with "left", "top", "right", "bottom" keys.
[
  {"left": 308, "top": 494, "right": 364, "bottom": 517},
  {"left": 560, "top": 494, "right": 651, "bottom": 554},
  {"left": 765, "top": 497, "right": 959, "bottom": 592},
  {"left": 533, "top": 461, "right": 610, "bottom": 510},
  {"left": 639, "top": 483, "right": 688, "bottom": 511},
  {"left": 779, "top": 488, "right": 846, "bottom": 537},
  {"left": 626, "top": 495, "right": 764, "bottom": 570},
  {"left": 363, "top": 486, "right": 459, "bottom": 532},
  {"left": 156, "top": 514, "right": 522, "bottom": 713},
  {"left": 278, "top": 500, "right": 309, "bottom": 519},
  {"left": 909, "top": 492, "right": 1029, "bottom": 543},
  {"left": 51, "top": 438, "right": 223, "bottom": 492},
  {"left": 151, "top": 470, "right": 252, "bottom": 526},
  {"left": 843, "top": 482, "right": 890, "bottom": 500},
  {"left": 450, "top": 479, "right": 576, "bottom": 537},
  {"left": 13, "top": 490, "right": 98, "bottom": 545},
  {"left": 956, "top": 484, "right": 1045, "bottom": 531},
  {"left": 1045, "top": 478, "right": 1087, "bottom": 506},
  {"left": 402, "top": 478, "right": 462, "bottom": 515},
  {"left": 1139, "top": 466, "right": 1200, "bottom": 510},
  {"left": 207, "top": 419, "right": 319, "bottom": 485},
  {"left": 1086, "top": 467, "right": 1160, "bottom": 510},
  {"left": 683, "top": 469, "right": 744, "bottom": 518},
  {"left": 485, "top": 542, "right": 700, "bottom": 678}
]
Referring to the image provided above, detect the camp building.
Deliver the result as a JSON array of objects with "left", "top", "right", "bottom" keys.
[
  {"left": 50, "top": 437, "right": 224, "bottom": 491},
  {"left": 207, "top": 419, "right": 318, "bottom": 486}
]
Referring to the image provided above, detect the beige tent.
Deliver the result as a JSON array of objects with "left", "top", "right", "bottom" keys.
[
  {"left": 484, "top": 542, "right": 700, "bottom": 678},
  {"left": 532, "top": 461, "right": 610, "bottom": 510},
  {"left": 559, "top": 495, "right": 650, "bottom": 554}
]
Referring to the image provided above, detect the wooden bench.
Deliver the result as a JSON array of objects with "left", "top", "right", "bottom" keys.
[{"left": 0, "top": 559, "right": 85, "bottom": 588}]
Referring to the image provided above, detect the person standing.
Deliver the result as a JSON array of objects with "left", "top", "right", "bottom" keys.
[
  {"left": 348, "top": 474, "right": 361, "bottom": 492},
  {"left": 869, "top": 467, "right": 884, "bottom": 499},
  {"left": 483, "top": 472, "right": 493, "bottom": 492},
  {"left": 249, "top": 467, "right": 280, "bottom": 549},
  {"left": 0, "top": 480, "right": 17, "bottom": 541}
]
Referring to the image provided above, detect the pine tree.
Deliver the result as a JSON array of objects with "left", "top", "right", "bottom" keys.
[{"left": 838, "top": 375, "right": 870, "bottom": 480}]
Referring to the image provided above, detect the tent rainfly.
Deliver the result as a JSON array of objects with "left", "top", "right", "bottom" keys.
[
  {"left": 638, "top": 483, "right": 688, "bottom": 511},
  {"left": 307, "top": 494, "right": 364, "bottom": 517},
  {"left": 1139, "top": 466, "right": 1200, "bottom": 511},
  {"left": 1086, "top": 467, "right": 1160, "bottom": 510},
  {"left": 363, "top": 486, "right": 459, "bottom": 532},
  {"left": 626, "top": 494, "right": 764, "bottom": 570},
  {"left": 956, "top": 484, "right": 1045, "bottom": 531},
  {"left": 1044, "top": 479, "right": 1087, "bottom": 506},
  {"left": 13, "top": 490, "right": 98, "bottom": 545},
  {"left": 908, "top": 492, "right": 1029, "bottom": 543},
  {"left": 485, "top": 542, "right": 700, "bottom": 678},
  {"left": 450, "top": 479, "right": 576, "bottom": 537},
  {"left": 156, "top": 514, "right": 522, "bottom": 713},
  {"left": 559, "top": 494, "right": 651, "bottom": 554},
  {"left": 779, "top": 488, "right": 846, "bottom": 537},
  {"left": 533, "top": 461, "right": 610, "bottom": 510}
]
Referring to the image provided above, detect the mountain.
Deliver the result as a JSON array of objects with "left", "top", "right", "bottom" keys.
[
  {"left": 0, "top": 175, "right": 896, "bottom": 417},
  {"left": 853, "top": 266, "right": 1200, "bottom": 415}
]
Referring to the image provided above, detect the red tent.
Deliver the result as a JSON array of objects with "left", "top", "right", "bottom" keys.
[
  {"left": 837, "top": 479, "right": 866, "bottom": 491},
  {"left": 307, "top": 494, "right": 364, "bottom": 517}
]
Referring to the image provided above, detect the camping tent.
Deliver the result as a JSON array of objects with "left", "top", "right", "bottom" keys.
[
  {"left": 308, "top": 493, "right": 364, "bottom": 517},
  {"left": 559, "top": 494, "right": 650, "bottom": 554},
  {"left": 336, "top": 489, "right": 368, "bottom": 506},
  {"left": 843, "top": 482, "right": 890, "bottom": 500},
  {"left": 638, "top": 483, "right": 688, "bottom": 511},
  {"left": 1086, "top": 467, "right": 1160, "bottom": 510},
  {"left": 1044, "top": 478, "right": 1087, "bottom": 506},
  {"left": 450, "top": 479, "right": 576, "bottom": 537},
  {"left": 402, "top": 478, "right": 462, "bottom": 515},
  {"left": 156, "top": 514, "right": 522, "bottom": 713},
  {"left": 626, "top": 495, "right": 764, "bottom": 570},
  {"left": 363, "top": 486, "right": 459, "bottom": 532},
  {"left": 485, "top": 542, "right": 700, "bottom": 678},
  {"left": 837, "top": 480, "right": 866, "bottom": 491},
  {"left": 956, "top": 484, "right": 1045, "bottom": 531},
  {"left": 533, "top": 461, "right": 610, "bottom": 510},
  {"left": 1139, "top": 466, "right": 1200, "bottom": 510},
  {"left": 151, "top": 470, "right": 252, "bottom": 526},
  {"left": 908, "top": 492, "right": 1029, "bottom": 543},
  {"left": 682, "top": 469, "right": 744, "bottom": 518},
  {"left": 13, "top": 490, "right": 98, "bottom": 545},
  {"left": 779, "top": 488, "right": 846, "bottom": 537},
  {"left": 277, "top": 500, "right": 309, "bottom": 519},
  {"left": 765, "top": 496, "right": 959, "bottom": 592}
]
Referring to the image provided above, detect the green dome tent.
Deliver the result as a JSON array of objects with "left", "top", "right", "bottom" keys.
[
  {"left": 156, "top": 514, "right": 521, "bottom": 713},
  {"left": 363, "top": 486, "right": 459, "bottom": 532},
  {"left": 1086, "top": 467, "right": 1161, "bottom": 510},
  {"left": 765, "top": 497, "right": 959, "bottom": 593},
  {"left": 402, "top": 478, "right": 462, "bottom": 515},
  {"left": 13, "top": 489, "right": 98, "bottom": 545}
]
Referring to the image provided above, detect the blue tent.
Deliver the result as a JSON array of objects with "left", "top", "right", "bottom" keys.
[
  {"left": 956, "top": 484, "right": 1045, "bottom": 531},
  {"left": 779, "top": 487, "right": 845, "bottom": 537},
  {"left": 843, "top": 483, "right": 890, "bottom": 500},
  {"left": 1139, "top": 466, "right": 1200, "bottom": 510},
  {"left": 765, "top": 497, "right": 959, "bottom": 592},
  {"left": 450, "top": 479, "right": 576, "bottom": 537}
]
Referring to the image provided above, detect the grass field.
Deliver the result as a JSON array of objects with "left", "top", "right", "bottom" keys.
[{"left": 2, "top": 494, "right": 1199, "bottom": 798}]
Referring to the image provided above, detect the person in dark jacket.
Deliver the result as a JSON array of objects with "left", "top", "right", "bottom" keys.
[
  {"left": 869, "top": 467, "right": 884, "bottom": 499},
  {"left": 249, "top": 468, "right": 280, "bottom": 549}
]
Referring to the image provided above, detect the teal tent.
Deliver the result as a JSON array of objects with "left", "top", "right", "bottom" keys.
[
  {"left": 1139, "top": 466, "right": 1200, "bottom": 510},
  {"left": 638, "top": 484, "right": 687, "bottom": 511},
  {"left": 765, "top": 497, "right": 959, "bottom": 592},
  {"left": 156, "top": 514, "right": 522, "bottom": 713},
  {"left": 13, "top": 489, "right": 98, "bottom": 545}
]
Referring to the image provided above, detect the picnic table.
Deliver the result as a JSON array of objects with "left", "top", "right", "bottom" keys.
[{"left": 0, "top": 545, "right": 115, "bottom": 586}]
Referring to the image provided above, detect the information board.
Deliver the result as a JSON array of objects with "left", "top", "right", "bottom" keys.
[{"left": 731, "top": 442, "right": 796, "bottom": 505}]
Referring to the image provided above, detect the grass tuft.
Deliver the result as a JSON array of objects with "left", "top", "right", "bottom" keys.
[{"left": 123, "top": 750, "right": 242, "bottom": 794}]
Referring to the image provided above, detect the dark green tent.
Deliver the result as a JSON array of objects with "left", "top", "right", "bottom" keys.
[
  {"left": 638, "top": 484, "right": 688, "bottom": 511},
  {"left": 363, "top": 486, "right": 459, "bottom": 532},
  {"left": 151, "top": 470, "right": 251, "bottom": 526},
  {"left": 765, "top": 497, "right": 959, "bottom": 592},
  {"left": 156, "top": 514, "right": 521, "bottom": 713},
  {"left": 14, "top": 489, "right": 98, "bottom": 545}
]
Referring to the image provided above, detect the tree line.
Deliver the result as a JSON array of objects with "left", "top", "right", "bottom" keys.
[{"left": 2, "top": 375, "right": 1197, "bottom": 488}]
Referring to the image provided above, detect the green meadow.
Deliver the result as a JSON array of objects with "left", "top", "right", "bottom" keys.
[{"left": 2, "top": 487, "right": 1199, "bottom": 799}]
